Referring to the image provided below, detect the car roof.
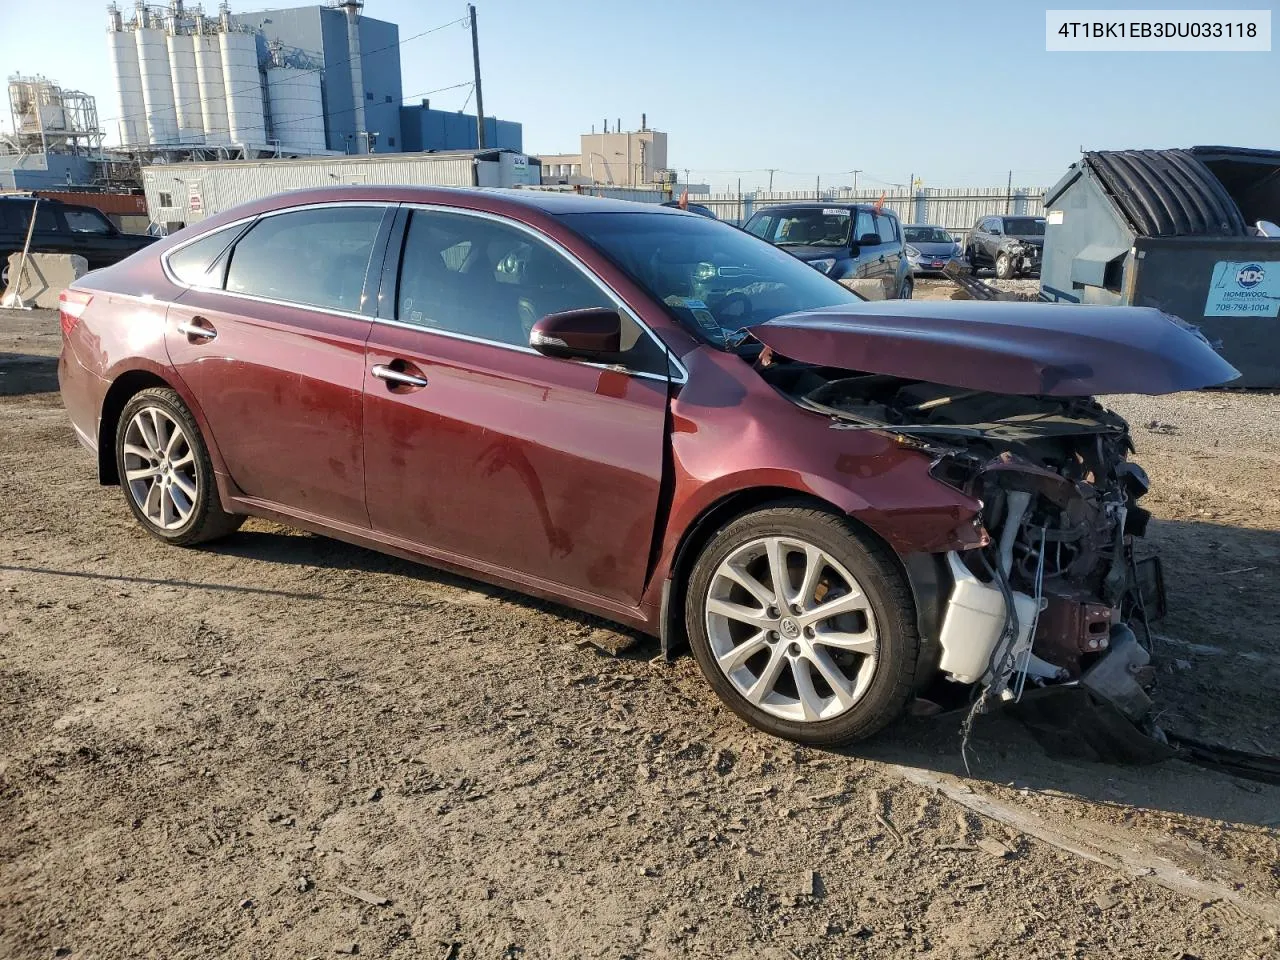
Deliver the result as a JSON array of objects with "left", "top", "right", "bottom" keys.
[
  {"left": 751, "top": 202, "right": 889, "bottom": 216},
  {"left": 253, "top": 185, "right": 687, "bottom": 216}
]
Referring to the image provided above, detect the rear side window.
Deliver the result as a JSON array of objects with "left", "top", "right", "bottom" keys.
[
  {"left": 167, "top": 223, "right": 247, "bottom": 288},
  {"left": 64, "top": 208, "right": 114, "bottom": 234},
  {"left": 6, "top": 203, "right": 61, "bottom": 233},
  {"left": 225, "top": 206, "right": 385, "bottom": 313}
]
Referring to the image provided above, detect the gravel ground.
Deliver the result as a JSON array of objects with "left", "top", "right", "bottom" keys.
[{"left": 2, "top": 308, "right": 1279, "bottom": 959}]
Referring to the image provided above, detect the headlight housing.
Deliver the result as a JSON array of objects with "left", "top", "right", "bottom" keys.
[
  {"left": 809, "top": 258, "right": 836, "bottom": 274},
  {"left": 905, "top": 244, "right": 920, "bottom": 257}
]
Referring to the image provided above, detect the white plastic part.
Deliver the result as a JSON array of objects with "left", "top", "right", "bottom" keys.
[
  {"left": 194, "top": 34, "right": 229, "bottom": 145},
  {"left": 166, "top": 32, "right": 204, "bottom": 144},
  {"left": 266, "top": 67, "right": 326, "bottom": 152},
  {"left": 938, "top": 552, "right": 1039, "bottom": 685},
  {"left": 220, "top": 30, "right": 266, "bottom": 145},
  {"left": 997, "top": 490, "right": 1031, "bottom": 577},
  {"left": 108, "top": 28, "right": 147, "bottom": 146},
  {"left": 136, "top": 26, "right": 178, "bottom": 144}
]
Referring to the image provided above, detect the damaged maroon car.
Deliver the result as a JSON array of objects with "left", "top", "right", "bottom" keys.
[{"left": 57, "top": 187, "right": 1239, "bottom": 745}]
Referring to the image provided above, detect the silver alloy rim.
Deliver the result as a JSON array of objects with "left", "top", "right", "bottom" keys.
[
  {"left": 122, "top": 406, "right": 198, "bottom": 530},
  {"left": 705, "top": 536, "right": 879, "bottom": 723}
]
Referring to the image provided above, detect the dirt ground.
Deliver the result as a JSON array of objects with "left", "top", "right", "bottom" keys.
[{"left": 2, "top": 304, "right": 1279, "bottom": 960}]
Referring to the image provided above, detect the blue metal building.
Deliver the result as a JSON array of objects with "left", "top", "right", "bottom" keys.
[{"left": 398, "top": 102, "right": 523, "bottom": 153}]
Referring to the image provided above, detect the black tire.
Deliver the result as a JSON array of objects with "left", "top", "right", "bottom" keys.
[
  {"left": 964, "top": 246, "right": 980, "bottom": 275},
  {"left": 1, "top": 252, "right": 13, "bottom": 290},
  {"left": 995, "top": 252, "right": 1015, "bottom": 280},
  {"left": 684, "top": 502, "right": 919, "bottom": 746},
  {"left": 899, "top": 276, "right": 914, "bottom": 300},
  {"left": 114, "top": 386, "right": 243, "bottom": 546}
]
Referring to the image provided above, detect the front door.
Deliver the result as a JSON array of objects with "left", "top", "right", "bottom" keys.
[
  {"left": 165, "top": 203, "right": 390, "bottom": 526},
  {"left": 362, "top": 207, "right": 670, "bottom": 607},
  {"left": 60, "top": 207, "right": 122, "bottom": 270}
]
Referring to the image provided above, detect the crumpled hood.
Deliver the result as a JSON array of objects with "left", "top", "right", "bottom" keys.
[{"left": 747, "top": 299, "right": 1240, "bottom": 396}]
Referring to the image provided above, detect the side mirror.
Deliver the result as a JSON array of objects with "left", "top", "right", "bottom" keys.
[
  {"left": 530, "top": 307, "right": 622, "bottom": 360},
  {"left": 857, "top": 233, "right": 883, "bottom": 247}
]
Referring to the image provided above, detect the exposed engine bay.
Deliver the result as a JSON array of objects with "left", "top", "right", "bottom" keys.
[{"left": 760, "top": 361, "right": 1166, "bottom": 723}]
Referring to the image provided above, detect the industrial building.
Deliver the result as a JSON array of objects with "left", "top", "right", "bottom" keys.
[
  {"left": 106, "top": 1, "right": 522, "bottom": 158},
  {"left": 541, "top": 118, "right": 669, "bottom": 187},
  {"left": 141, "top": 148, "right": 542, "bottom": 228}
]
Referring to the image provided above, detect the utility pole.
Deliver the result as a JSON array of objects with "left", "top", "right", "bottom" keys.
[
  {"left": 851, "top": 169, "right": 861, "bottom": 193},
  {"left": 816, "top": 174, "right": 821, "bottom": 197},
  {"left": 468, "top": 4, "right": 486, "bottom": 149},
  {"left": 1005, "top": 170, "right": 1013, "bottom": 213},
  {"left": 766, "top": 168, "right": 776, "bottom": 191}
]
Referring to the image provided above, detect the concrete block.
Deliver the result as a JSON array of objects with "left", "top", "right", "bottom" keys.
[
  {"left": 840, "top": 277, "right": 893, "bottom": 301},
  {"left": 3, "top": 253, "right": 89, "bottom": 309}
]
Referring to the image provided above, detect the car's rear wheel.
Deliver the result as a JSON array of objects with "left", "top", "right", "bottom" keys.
[
  {"left": 685, "top": 503, "right": 919, "bottom": 745},
  {"left": 114, "top": 387, "right": 243, "bottom": 546},
  {"left": 995, "top": 252, "right": 1015, "bottom": 280}
]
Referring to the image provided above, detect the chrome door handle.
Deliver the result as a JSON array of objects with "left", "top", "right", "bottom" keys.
[
  {"left": 372, "top": 364, "right": 428, "bottom": 388},
  {"left": 176, "top": 319, "right": 216, "bottom": 341}
]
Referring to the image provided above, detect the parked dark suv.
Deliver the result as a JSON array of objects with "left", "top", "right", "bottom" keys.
[
  {"left": 743, "top": 203, "right": 912, "bottom": 298},
  {"left": 1, "top": 196, "right": 156, "bottom": 287},
  {"left": 964, "top": 215, "right": 1045, "bottom": 279}
]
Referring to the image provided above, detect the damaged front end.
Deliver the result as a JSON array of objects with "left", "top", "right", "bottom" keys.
[{"left": 765, "top": 367, "right": 1168, "bottom": 730}]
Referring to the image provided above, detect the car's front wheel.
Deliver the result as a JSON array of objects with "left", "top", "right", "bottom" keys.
[
  {"left": 899, "top": 276, "right": 914, "bottom": 299},
  {"left": 685, "top": 503, "right": 919, "bottom": 746},
  {"left": 114, "top": 387, "right": 244, "bottom": 546},
  {"left": 995, "top": 252, "right": 1015, "bottom": 280}
]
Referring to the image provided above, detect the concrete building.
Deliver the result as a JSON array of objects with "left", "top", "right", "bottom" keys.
[
  {"left": 540, "top": 120, "right": 669, "bottom": 187},
  {"left": 141, "top": 148, "right": 542, "bottom": 229}
]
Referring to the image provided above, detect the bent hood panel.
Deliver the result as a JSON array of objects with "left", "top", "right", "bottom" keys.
[{"left": 747, "top": 300, "right": 1240, "bottom": 396}]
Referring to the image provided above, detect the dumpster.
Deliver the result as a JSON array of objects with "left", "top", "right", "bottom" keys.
[{"left": 1041, "top": 147, "right": 1280, "bottom": 387}]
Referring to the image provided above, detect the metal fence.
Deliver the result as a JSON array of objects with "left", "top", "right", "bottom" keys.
[{"left": 686, "top": 186, "right": 1049, "bottom": 236}]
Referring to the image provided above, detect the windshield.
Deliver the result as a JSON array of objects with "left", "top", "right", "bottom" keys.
[
  {"left": 756, "top": 209, "right": 852, "bottom": 247},
  {"left": 1004, "top": 217, "right": 1045, "bottom": 236},
  {"left": 904, "top": 226, "right": 952, "bottom": 244},
  {"left": 561, "top": 211, "right": 863, "bottom": 349}
]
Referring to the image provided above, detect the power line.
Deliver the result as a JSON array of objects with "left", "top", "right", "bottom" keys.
[
  {"left": 271, "top": 81, "right": 474, "bottom": 131},
  {"left": 101, "top": 14, "right": 470, "bottom": 135}
]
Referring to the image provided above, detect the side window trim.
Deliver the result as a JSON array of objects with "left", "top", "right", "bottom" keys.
[{"left": 382, "top": 203, "right": 682, "bottom": 383}]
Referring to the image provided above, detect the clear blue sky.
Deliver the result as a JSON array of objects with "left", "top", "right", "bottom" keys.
[{"left": 2, "top": 0, "right": 1276, "bottom": 190}]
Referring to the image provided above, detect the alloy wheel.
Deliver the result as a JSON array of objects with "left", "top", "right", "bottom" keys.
[
  {"left": 705, "top": 536, "right": 879, "bottom": 722},
  {"left": 122, "top": 405, "right": 199, "bottom": 530}
]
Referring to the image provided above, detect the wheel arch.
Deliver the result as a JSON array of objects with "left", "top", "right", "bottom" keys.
[{"left": 657, "top": 486, "right": 922, "bottom": 661}]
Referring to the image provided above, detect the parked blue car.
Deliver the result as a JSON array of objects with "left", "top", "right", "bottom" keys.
[{"left": 743, "top": 203, "right": 913, "bottom": 298}]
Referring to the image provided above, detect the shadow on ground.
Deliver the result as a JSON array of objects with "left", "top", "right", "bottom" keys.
[{"left": 0, "top": 352, "right": 58, "bottom": 396}]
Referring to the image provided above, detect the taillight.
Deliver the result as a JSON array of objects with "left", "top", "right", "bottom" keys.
[{"left": 58, "top": 289, "right": 93, "bottom": 338}]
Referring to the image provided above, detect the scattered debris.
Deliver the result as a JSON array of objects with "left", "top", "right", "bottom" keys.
[
  {"left": 334, "top": 944, "right": 360, "bottom": 956},
  {"left": 977, "top": 837, "right": 1016, "bottom": 860},
  {"left": 337, "top": 885, "right": 391, "bottom": 907},
  {"left": 1144, "top": 420, "right": 1178, "bottom": 434}
]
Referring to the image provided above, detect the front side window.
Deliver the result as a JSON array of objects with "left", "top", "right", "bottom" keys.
[
  {"left": 395, "top": 209, "right": 667, "bottom": 373},
  {"left": 64, "top": 208, "right": 114, "bottom": 234},
  {"left": 225, "top": 206, "right": 384, "bottom": 312},
  {"left": 563, "top": 211, "right": 862, "bottom": 350},
  {"left": 743, "top": 214, "right": 773, "bottom": 239},
  {"left": 853, "top": 209, "right": 876, "bottom": 243}
]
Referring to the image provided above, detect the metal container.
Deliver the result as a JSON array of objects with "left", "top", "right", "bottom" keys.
[
  {"left": 166, "top": 32, "right": 204, "bottom": 144},
  {"left": 194, "top": 34, "right": 230, "bottom": 145},
  {"left": 219, "top": 30, "right": 265, "bottom": 144},
  {"left": 135, "top": 26, "right": 178, "bottom": 144},
  {"left": 266, "top": 67, "right": 325, "bottom": 153},
  {"left": 1042, "top": 148, "right": 1280, "bottom": 387}
]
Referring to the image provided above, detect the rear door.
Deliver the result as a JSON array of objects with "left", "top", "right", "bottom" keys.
[
  {"left": 164, "top": 203, "right": 392, "bottom": 527},
  {"left": 361, "top": 206, "right": 671, "bottom": 607},
  {"left": 874, "top": 211, "right": 903, "bottom": 289}
]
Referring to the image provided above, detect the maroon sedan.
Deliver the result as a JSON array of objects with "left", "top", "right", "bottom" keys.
[{"left": 57, "top": 187, "right": 1237, "bottom": 745}]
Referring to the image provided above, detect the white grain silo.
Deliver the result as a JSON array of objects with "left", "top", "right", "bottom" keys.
[
  {"left": 135, "top": 18, "right": 178, "bottom": 144},
  {"left": 106, "top": 6, "right": 146, "bottom": 146},
  {"left": 266, "top": 67, "right": 326, "bottom": 152},
  {"left": 219, "top": 29, "right": 265, "bottom": 144},
  {"left": 166, "top": 32, "right": 203, "bottom": 143},
  {"left": 194, "top": 31, "right": 229, "bottom": 145}
]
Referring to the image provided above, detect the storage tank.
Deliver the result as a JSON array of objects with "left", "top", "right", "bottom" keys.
[
  {"left": 266, "top": 67, "right": 326, "bottom": 152},
  {"left": 107, "top": 27, "right": 146, "bottom": 146},
  {"left": 135, "top": 26, "right": 178, "bottom": 144},
  {"left": 166, "top": 32, "right": 203, "bottom": 143},
  {"left": 219, "top": 30, "right": 265, "bottom": 144},
  {"left": 194, "top": 34, "right": 229, "bottom": 145}
]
